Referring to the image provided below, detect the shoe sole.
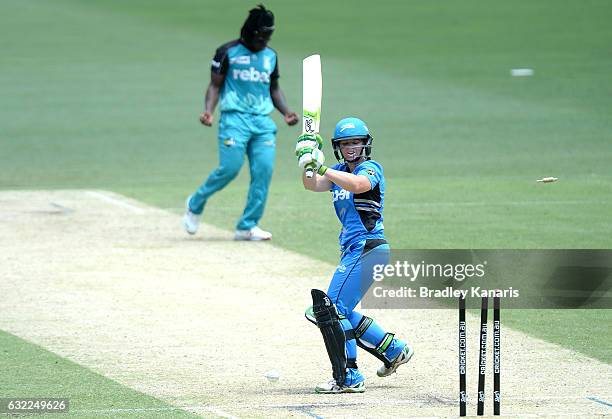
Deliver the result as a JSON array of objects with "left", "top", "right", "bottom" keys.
[
  {"left": 315, "top": 382, "right": 366, "bottom": 394},
  {"left": 377, "top": 346, "right": 414, "bottom": 377}
]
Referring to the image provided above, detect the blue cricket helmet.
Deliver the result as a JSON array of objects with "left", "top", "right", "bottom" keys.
[{"left": 331, "top": 117, "right": 373, "bottom": 161}]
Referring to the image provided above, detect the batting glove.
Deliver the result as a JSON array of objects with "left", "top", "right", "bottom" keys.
[
  {"left": 295, "top": 134, "right": 323, "bottom": 158},
  {"left": 300, "top": 149, "right": 328, "bottom": 175}
]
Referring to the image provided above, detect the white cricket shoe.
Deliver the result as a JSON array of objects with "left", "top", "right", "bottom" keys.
[
  {"left": 315, "top": 378, "right": 366, "bottom": 394},
  {"left": 182, "top": 196, "right": 200, "bottom": 235},
  {"left": 234, "top": 226, "right": 272, "bottom": 241},
  {"left": 377, "top": 344, "right": 414, "bottom": 377}
]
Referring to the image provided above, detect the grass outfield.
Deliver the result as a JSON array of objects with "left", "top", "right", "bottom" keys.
[
  {"left": 1, "top": 0, "right": 611, "bottom": 391},
  {"left": 0, "top": 331, "right": 197, "bottom": 418}
]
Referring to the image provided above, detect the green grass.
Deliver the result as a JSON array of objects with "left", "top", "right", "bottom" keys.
[
  {"left": 504, "top": 309, "right": 612, "bottom": 362},
  {"left": 1, "top": 0, "right": 611, "bottom": 368},
  {"left": 0, "top": 331, "right": 197, "bottom": 418}
]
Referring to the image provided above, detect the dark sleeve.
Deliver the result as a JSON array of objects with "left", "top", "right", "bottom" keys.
[{"left": 211, "top": 45, "right": 230, "bottom": 75}]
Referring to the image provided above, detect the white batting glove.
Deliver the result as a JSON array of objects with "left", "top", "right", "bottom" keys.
[
  {"left": 295, "top": 134, "right": 323, "bottom": 158},
  {"left": 300, "top": 149, "right": 328, "bottom": 175}
]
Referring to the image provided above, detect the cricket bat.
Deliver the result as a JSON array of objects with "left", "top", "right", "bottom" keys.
[{"left": 302, "top": 54, "right": 322, "bottom": 178}]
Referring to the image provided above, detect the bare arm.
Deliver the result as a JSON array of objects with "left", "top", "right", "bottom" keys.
[
  {"left": 323, "top": 168, "right": 372, "bottom": 194},
  {"left": 199, "top": 72, "right": 225, "bottom": 126},
  {"left": 270, "top": 78, "right": 298, "bottom": 125},
  {"left": 303, "top": 171, "right": 333, "bottom": 192},
  {"left": 303, "top": 168, "right": 371, "bottom": 193}
]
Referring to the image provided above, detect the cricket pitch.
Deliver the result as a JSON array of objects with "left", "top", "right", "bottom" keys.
[{"left": 0, "top": 190, "right": 610, "bottom": 418}]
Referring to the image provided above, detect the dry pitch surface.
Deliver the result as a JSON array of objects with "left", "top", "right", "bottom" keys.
[{"left": 0, "top": 190, "right": 610, "bottom": 418}]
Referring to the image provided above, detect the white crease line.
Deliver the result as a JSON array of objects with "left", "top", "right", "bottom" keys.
[
  {"left": 201, "top": 405, "right": 239, "bottom": 418},
  {"left": 86, "top": 191, "right": 146, "bottom": 214}
]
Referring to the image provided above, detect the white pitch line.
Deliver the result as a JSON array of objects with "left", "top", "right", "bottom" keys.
[
  {"left": 200, "top": 405, "right": 240, "bottom": 419},
  {"left": 86, "top": 191, "right": 146, "bottom": 214}
]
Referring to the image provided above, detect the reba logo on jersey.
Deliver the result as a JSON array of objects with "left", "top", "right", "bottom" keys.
[
  {"left": 232, "top": 67, "right": 270, "bottom": 83},
  {"left": 332, "top": 189, "right": 350, "bottom": 202}
]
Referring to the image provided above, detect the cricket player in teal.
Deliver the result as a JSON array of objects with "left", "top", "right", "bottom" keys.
[
  {"left": 183, "top": 5, "right": 298, "bottom": 240},
  {"left": 297, "top": 117, "right": 414, "bottom": 393}
]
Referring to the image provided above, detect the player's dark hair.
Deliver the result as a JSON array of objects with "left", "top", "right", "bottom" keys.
[{"left": 240, "top": 4, "right": 275, "bottom": 41}]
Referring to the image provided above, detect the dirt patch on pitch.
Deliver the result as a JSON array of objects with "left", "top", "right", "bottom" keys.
[{"left": 0, "top": 190, "right": 610, "bottom": 418}]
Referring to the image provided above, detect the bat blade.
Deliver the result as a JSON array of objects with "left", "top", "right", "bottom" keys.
[
  {"left": 302, "top": 54, "right": 322, "bottom": 178},
  {"left": 302, "top": 54, "right": 322, "bottom": 136}
]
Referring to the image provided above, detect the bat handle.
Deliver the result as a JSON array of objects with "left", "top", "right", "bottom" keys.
[{"left": 305, "top": 168, "right": 314, "bottom": 178}]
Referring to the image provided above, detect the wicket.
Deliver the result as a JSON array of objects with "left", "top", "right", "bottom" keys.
[
  {"left": 477, "top": 297, "right": 488, "bottom": 415},
  {"left": 459, "top": 296, "right": 467, "bottom": 416},
  {"left": 459, "top": 296, "right": 501, "bottom": 416},
  {"left": 493, "top": 297, "right": 501, "bottom": 415}
]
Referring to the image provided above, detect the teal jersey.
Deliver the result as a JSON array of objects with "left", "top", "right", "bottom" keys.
[{"left": 211, "top": 40, "right": 278, "bottom": 115}]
